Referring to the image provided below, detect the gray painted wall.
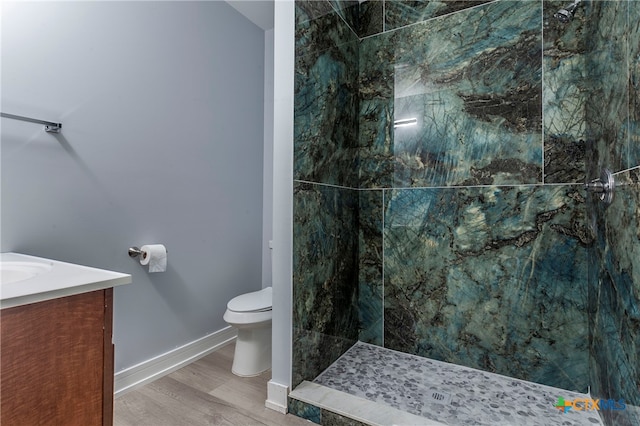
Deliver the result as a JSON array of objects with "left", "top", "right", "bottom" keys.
[
  {"left": 1, "top": 1, "right": 265, "bottom": 372},
  {"left": 263, "top": 28, "right": 274, "bottom": 290}
]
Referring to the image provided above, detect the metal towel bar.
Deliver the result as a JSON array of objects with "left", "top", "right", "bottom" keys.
[{"left": 1, "top": 112, "right": 62, "bottom": 133}]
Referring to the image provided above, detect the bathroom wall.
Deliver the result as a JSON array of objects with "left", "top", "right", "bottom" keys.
[
  {"left": 292, "top": 1, "right": 360, "bottom": 388},
  {"left": 358, "top": 0, "right": 590, "bottom": 392},
  {"left": 264, "top": 28, "right": 275, "bottom": 290},
  {"left": 293, "top": 0, "right": 593, "bottom": 393},
  {"left": 587, "top": 1, "right": 640, "bottom": 424},
  {"left": 1, "top": 1, "right": 265, "bottom": 372},
  {"left": 293, "top": 1, "right": 639, "bottom": 415}
]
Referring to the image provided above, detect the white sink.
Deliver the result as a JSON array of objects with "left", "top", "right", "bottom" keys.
[
  {"left": 1, "top": 253, "right": 131, "bottom": 309},
  {"left": 0, "top": 261, "right": 53, "bottom": 284}
]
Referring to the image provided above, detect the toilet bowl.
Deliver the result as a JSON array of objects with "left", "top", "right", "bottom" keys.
[{"left": 223, "top": 286, "right": 272, "bottom": 377}]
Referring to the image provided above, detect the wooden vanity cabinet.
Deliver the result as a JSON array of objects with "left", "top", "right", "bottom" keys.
[{"left": 1, "top": 288, "right": 114, "bottom": 426}]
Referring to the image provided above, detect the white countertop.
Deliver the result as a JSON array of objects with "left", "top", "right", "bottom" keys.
[{"left": 1, "top": 252, "right": 131, "bottom": 309}]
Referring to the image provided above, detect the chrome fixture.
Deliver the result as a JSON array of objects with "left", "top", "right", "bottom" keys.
[
  {"left": 554, "top": 0, "right": 582, "bottom": 23},
  {"left": 394, "top": 118, "right": 417, "bottom": 128},
  {"left": 128, "top": 247, "right": 144, "bottom": 258},
  {"left": 0, "top": 112, "right": 62, "bottom": 133},
  {"left": 128, "top": 246, "right": 168, "bottom": 258},
  {"left": 585, "top": 168, "right": 615, "bottom": 204}
]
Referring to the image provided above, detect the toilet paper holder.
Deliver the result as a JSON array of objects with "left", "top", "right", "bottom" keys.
[
  {"left": 128, "top": 247, "right": 145, "bottom": 259},
  {"left": 128, "top": 246, "right": 167, "bottom": 259}
]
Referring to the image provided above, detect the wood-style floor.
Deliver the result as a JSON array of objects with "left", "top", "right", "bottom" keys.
[{"left": 114, "top": 342, "right": 310, "bottom": 426}]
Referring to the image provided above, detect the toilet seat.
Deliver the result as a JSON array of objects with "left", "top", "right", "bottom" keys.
[{"left": 227, "top": 287, "right": 272, "bottom": 313}]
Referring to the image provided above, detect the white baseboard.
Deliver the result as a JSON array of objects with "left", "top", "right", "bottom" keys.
[
  {"left": 265, "top": 380, "right": 289, "bottom": 413},
  {"left": 114, "top": 326, "right": 237, "bottom": 397}
]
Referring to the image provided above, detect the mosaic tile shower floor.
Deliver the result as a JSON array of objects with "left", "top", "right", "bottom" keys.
[{"left": 313, "top": 342, "right": 603, "bottom": 426}]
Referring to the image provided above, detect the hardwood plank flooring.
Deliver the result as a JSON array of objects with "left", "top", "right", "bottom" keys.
[{"left": 114, "top": 343, "right": 310, "bottom": 426}]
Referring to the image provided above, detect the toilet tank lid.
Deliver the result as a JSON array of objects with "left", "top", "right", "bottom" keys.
[{"left": 227, "top": 286, "right": 272, "bottom": 312}]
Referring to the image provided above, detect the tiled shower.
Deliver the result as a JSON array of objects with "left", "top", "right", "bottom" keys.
[{"left": 291, "top": 1, "right": 639, "bottom": 424}]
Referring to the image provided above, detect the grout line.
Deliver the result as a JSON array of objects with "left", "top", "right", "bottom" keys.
[
  {"left": 381, "top": 188, "right": 385, "bottom": 348},
  {"left": 359, "top": 0, "right": 503, "bottom": 41},
  {"left": 612, "top": 165, "right": 640, "bottom": 176},
  {"left": 541, "top": 0, "right": 546, "bottom": 185},
  {"left": 626, "top": 0, "right": 631, "bottom": 170},
  {"left": 294, "top": 179, "right": 585, "bottom": 191},
  {"left": 328, "top": 0, "right": 360, "bottom": 40}
]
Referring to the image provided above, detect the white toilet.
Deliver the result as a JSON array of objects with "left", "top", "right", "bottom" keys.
[{"left": 223, "top": 286, "right": 272, "bottom": 377}]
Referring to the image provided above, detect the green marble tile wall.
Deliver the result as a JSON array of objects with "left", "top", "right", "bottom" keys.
[
  {"left": 288, "top": 397, "right": 370, "bottom": 425},
  {"left": 382, "top": 185, "right": 591, "bottom": 390},
  {"left": 292, "top": 1, "right": 361, "bottom": 390},
  {"left": 357, "top": 0, "right": 591, "bottom": 392},
  {"left": 588, "top": 171, "right": 640, "bottom": 426},
  {"left": 293, "top": 0, "right": 638, "bottom": 406},
  {"left": 294, "top": 0, "right": 360, "bottom": 188},
  {"left": 544, "top": 0, "right": 588, "bottom": 184},
  {"left": 586, "top": 1, "right": 640, "bottom": 424},
  {"left": 292, "top": 181, "right": 360, "bottom": 388},
  {"left": 359, "top": 0, "right": 543, "bottom": 188}
]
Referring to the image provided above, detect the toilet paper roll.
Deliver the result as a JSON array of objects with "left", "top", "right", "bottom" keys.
[{"left": 140, "top": 244, "right": 167, "bottom": 273}]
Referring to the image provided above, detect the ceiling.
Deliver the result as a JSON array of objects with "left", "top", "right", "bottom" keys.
[{"left": 225, "top": 0, "right": 274, "bottom": 31}]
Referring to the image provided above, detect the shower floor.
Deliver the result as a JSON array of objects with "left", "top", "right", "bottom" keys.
[{"left": 308, "top": 342, "right": 603, "bottom": 426}]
